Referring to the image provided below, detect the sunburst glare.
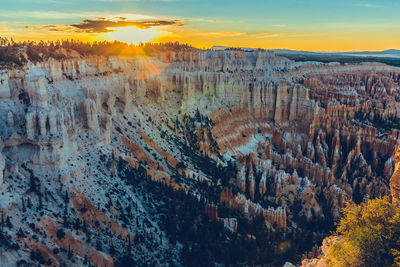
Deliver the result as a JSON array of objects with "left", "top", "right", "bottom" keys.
[{"left": 107, "top": 26, "right": 162, "bottom": 45}]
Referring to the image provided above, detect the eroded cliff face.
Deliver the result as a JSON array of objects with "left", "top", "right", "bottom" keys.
[
  {"left": 390, "top": 143, "right": 400, "bottom": 205},
  {"left": 0, "top": 49, "right": 400, "bottom": 266}
]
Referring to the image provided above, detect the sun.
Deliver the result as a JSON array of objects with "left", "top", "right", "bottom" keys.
[{"left": 107, "top": 26, "right": 161, "bottom": 45}]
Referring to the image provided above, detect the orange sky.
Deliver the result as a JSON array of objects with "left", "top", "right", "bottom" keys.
[{"left": 2, "top": 0, "right": 400, "bottom": 51}]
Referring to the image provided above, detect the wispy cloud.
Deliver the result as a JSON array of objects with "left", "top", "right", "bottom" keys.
[
  {"left": 272, "top": 24, "right": 286, "bottom": 28},
  {"left": 191, "top": 31, "right": 246, "bottom": 37},
  {"left": 0, "top": 11, "right": 163, "bottom": 21},
  {"left": 354, "top": 3, "right": 383, "bottom": 8},
  {"left": 24, "top": 24, "right": 75, "bottom": 32},
  {"left": 0, "top": 11, "right": 91, "bottom": 20},
  {"left": 252, "top": 33, "right": 281, "bottom": 39}
]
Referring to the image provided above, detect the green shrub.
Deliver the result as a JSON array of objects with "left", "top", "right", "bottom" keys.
[{"left": 324, "top": 196, "right": 400, "bottom": 267}]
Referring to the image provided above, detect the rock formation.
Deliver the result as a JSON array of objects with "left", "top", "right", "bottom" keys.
[
  {"left": 390, "top": 143, "right": 400, "bottom": 205},
  {"left": 0, "top": 48, "right": 399, "bottom": 266}
]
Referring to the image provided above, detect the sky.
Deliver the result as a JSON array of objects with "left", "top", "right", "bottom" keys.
[{"left": 1, "top": 0, "right": 400, "bottom": 51}]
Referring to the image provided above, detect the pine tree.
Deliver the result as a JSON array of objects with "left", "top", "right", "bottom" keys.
[
  {"left": 67, "top": 245, "right": 73, "bottom": 259},
  {"left": 127, "top": 235, "right": 132, "bottom": 252},
  {"left": 22, "top": 198, "right": 26, "bottom": 212},
  {"left": 64, "top": 190, "right": 69, "bottom": 203},
  {"left": 6, "top": 217, "right": 12, "bottom": 228},
  {"left": 0, "top": 212, "right": 4, "bottom": 230},
  {"left": 17, "top": 228, "right": 25, "bottom": 238},
  {"left": 27, "top": 197, "right": 32, "bottom": 209},
  {"left": 44, "top": 189, "right": 49, "bottom": 202},
  {"left": 38, "top": 193, "right": 43, "bottom": 210},
  {"left": 63, "top": 203, "right": 68, "bottom": 227},
  {"left": 109, "top": 242, "right": 116, "bottom": 255},
  {"left": 29, "top": 172, "right": 37, "bottom": 193},
  {"left": 95, "top": 239, "right": 103, "bottom": 251}
]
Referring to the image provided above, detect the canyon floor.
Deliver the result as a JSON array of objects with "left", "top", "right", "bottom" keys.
[{"left": 1, "top": 46, "right": 400, "bottom": 266}]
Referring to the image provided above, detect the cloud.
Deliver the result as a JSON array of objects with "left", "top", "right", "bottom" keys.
[
  {"left": 70, "top": 17, "right": 184, "bottom": 33},
  {"left": 192, "top": 31, "right": 246, "bottom": 37},
  {"left": 272, "top": 24, "right": 286, "bottom": 28},
  {"left": 0, "top": 11, "right": 92, "bottom": 20},
  {"left": 24, "top": 24, "right": 77, "bottom": 32},
  {"left": 0, "top": 11, "right": 158, "bottom": 22},
  {"left": 252, "top": 33, "right": 281, "bottom": 39},
  {"left": 354, "top": 3, "right": 382, "bottom": 8}
]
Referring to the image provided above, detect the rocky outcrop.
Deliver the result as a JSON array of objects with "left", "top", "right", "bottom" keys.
[
  {"left": 390, "top": 143, "right": 400, "bottom": 205},
  {"left": 300, "top": 236, "right": 341, "bottom": 267},
  {"left": 221, "top": 217, "right": 238, "bottom": 232},
  {"left": 220, "top": 189, "right": 287, "bottom": 229},
  {"left": 205, "top": 204, "right": 218, "bottom": 221}
]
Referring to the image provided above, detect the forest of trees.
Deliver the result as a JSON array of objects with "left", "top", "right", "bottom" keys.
[
  {"left": 280, "top": 52, "right": 400, "bottom": 68},
  {"left": 0, "top": 36, "right": 196, "bottom": 68},
  {"left": 117, "top": 156, "right": 300, "bottom": 266}
]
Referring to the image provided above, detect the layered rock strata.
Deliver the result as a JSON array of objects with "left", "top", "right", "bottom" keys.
[{"left": 0, "top": 49, "right": 400, "bottom": 265}]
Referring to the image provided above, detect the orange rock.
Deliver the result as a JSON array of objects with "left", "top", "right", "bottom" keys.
[{"left": 391, "top": 144, "right": 400, "bottom": 205}]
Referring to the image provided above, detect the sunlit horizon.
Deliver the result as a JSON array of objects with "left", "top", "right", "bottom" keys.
[
  {"left": 106, "top": 27, "right": 164, "bottom": 45},
  {"left": 2, "top": 0, "right": 400, "bottom": 52}
]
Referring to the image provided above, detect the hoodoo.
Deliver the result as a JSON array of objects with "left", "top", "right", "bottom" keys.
[{"left": 1, "top": 46, "right": 400, "bottom": 266}]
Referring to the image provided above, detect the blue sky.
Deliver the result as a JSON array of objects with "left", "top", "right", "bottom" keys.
[{"left": 1, "top": 0, "right": 400, "bottom": 50}]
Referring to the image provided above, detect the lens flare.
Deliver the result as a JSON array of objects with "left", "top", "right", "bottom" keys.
[{"left": 107, "top": 26, "right": 160, "bottom": 45}]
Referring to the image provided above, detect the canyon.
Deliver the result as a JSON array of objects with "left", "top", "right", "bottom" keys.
[{"left": 0, "top": 48, "right": 400, "bottom": 266}]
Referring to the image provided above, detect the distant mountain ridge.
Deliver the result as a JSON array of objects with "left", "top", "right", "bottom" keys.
[
  {"left": 344, "top": 49, "right": 400, "bottom": 55},
  {"left": 274, "top": 48, "right": 400, "bottom": 58},
  {"left": 211, "top": 46, "right": 400, "bottom": 58}
]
